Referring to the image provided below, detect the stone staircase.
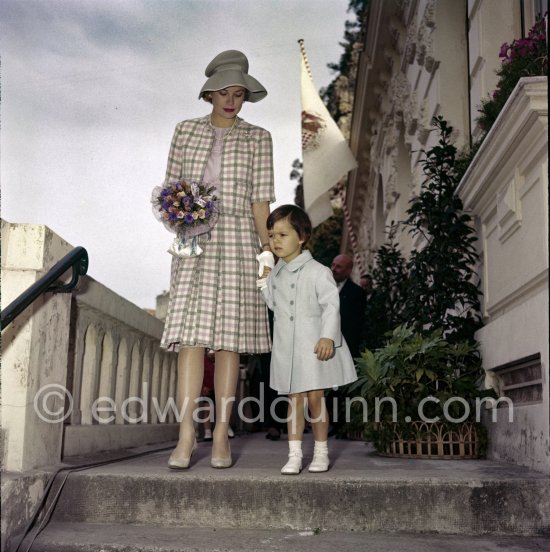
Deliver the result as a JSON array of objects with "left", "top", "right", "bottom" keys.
[{"left": 27, "top": 434, "right": 550, "bottom": 551}]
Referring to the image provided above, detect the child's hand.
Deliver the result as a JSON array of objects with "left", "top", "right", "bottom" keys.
[{"left": 314, "top": 338, "right": 334, "bottom": 361}]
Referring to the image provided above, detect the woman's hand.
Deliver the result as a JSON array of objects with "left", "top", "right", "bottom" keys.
[
  {"left": 256, "top": 262, "right": 272, "bottom": 289},
  {"left": 256, "top": 250, "right": 275, "bottom": 276},
  {"left": 314, "top": 338, "right": 334, "bottom": 361}
]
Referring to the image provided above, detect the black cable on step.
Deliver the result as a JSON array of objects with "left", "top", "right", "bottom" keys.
[{"left": 12, "top": 444, "right": 175, "bottom": 552}]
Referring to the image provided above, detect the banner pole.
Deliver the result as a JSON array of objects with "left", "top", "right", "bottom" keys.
[
  {"left": 297, "top": 39, "right": 313, "bottom": 79},
  {"left": 342, "top": 198, "right": 365, "bottom": 274}
]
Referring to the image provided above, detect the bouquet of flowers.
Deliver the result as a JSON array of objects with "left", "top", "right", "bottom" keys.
[{"left": 151, "top": 178, "right": 219, "bottom": 257}]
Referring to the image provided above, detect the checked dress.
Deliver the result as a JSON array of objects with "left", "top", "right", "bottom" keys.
[{"left": 160, "top": 115, "right": 275, "bottom": 353}]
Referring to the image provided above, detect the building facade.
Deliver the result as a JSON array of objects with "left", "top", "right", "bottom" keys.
[{"left": 343, "top": 0, "right": 548, "bottom": 473}]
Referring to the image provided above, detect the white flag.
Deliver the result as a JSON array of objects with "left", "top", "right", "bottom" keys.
[{"left": 300, "top": 41, "right": 357, "bottom": 227}]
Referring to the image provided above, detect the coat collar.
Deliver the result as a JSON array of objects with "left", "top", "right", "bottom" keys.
[{"left": 273, "top": 250, "right": 313, "bottom": 275}]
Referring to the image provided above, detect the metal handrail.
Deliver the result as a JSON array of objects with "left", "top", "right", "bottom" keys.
[{"left": 1, "top": 246, "right": 89, "bottom": 330}]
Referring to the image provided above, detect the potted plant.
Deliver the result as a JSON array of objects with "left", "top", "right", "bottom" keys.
[
  {"left": 349, "top": 325, "right": 492, "bottom": 458},
  {"left": 478, "top": 15, "right": 547, "bottom": 135},
  {"left": 456, "top": 15, "right": 547, "bottom": 180}
]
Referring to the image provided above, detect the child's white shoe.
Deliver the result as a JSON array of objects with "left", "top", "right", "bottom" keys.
[
  {"left": 309, "top": 440, "right": 330, "bottom": 472},
  {"left": 308, "top": 452, "right": 330, "bottom": 472},
  {"left": 281, "top": 452, "right": 303, "bottom": 475}
]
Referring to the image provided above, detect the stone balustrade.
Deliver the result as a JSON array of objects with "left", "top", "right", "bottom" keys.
[
  {"left": 1, "top": 220, "right": 178, "bottom": 471},
  {"left": 63, "top": 276, "right": 178, "bottom": 457}
]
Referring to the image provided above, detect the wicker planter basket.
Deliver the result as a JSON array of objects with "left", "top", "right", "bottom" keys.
[{"left": 376, "top": 421, "right": 479, "bottom": 459}]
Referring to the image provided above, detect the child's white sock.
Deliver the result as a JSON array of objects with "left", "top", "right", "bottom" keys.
[
  {"left": 288, "top": 440, "right": 303, "bottom": 457},
  {"left": 313, "top": 440, "right": 328, "bottom": 455}
]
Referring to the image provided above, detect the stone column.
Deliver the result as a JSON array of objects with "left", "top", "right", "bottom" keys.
[{"left": 1, "top": 221, "right": 73, "bottom": 471}]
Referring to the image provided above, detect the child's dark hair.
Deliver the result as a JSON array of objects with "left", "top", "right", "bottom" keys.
[{"left": 267, "top": 204, "right": 312, "bottom": 244}]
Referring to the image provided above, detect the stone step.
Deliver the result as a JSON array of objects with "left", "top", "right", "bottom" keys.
[
  {"left": 46, "top": 435, "right": 549, "bottom": 537},
  {"left": 31, "top": 522, "right": 550, "bottom": 552}
]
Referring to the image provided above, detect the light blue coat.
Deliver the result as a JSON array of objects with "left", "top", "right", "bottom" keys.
[{"left": 261, "top": 250, "right": 357, "bottom": 394}]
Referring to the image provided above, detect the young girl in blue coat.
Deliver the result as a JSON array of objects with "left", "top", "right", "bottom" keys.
[{"left": 257, "top": 205, "right": 357, "bottom": 474}]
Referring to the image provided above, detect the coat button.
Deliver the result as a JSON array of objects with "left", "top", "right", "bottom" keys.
[
  {"left": 291, "top": 283, "right": 295, "bottom": 288},
  {"left": 273, "top": 302, "right": 277, "bottom": 307},
  {"left": 290, "top": 300, "right": 294, "bottom": 305},
  {"left": 290, "top": 316, "right": 294, "bottom": 321},
  {"left": 273, "top": 285, "right": 277, "bottom": 290}
]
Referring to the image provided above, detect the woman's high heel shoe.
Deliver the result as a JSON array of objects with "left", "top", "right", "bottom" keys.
[
  {"left": 168, "top": 440, "right": 198, "bottom": 470},
  {"left": 211, "top": 442, "right": 232, "bottom": 468}
]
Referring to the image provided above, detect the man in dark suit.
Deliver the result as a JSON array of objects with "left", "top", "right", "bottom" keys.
[
  {"left": 327, "top": 255, "right": 366, "bottom": 437},
  {"left": 331, "top": 254, "right": 366, "bottom": 359}
]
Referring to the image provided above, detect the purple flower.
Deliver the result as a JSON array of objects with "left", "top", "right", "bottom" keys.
[
  {"left": 162, "top": 200, "right": 171, "bottom": 210},
  {"left": 205, "top": 200, "right": 213, "bottom": 210},
  {"left": 499, "top": 42, "right": 509, "bottom": 59},
  {"left": 519, "top": 47, "right": 528, "bottom": 57},
  {"left": 184, "top": 213, "right": 194, "bottom": 224},
  {"left": 168, "top": 212, "right": 178, "bottom": 222},
  {"left": 160, "top": 189, "right": 171, "bottom": 197},
  {"left": 182, "top": 196, "right": 193, "bottom": 210}
]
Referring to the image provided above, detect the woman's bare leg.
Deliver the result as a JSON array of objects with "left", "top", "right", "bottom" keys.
[
  {"left": 171, "top": 346, "right": 204, "bottom": 460},
  {"left": 212, "top": 350, "right": 239, "bottom": 459}
]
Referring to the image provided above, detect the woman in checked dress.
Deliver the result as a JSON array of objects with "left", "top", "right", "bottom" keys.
[{"left": 161, "top": 50, "right": 275, "bottom": 469}]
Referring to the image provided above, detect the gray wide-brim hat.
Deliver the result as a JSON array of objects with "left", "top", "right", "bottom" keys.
[{"left": 199, "top": 50, "right": 267, "bottom": 103}]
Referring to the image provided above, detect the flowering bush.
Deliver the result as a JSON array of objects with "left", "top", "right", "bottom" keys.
[{"left": 477, "top": 15, "right": 548, "bottom": 133}]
